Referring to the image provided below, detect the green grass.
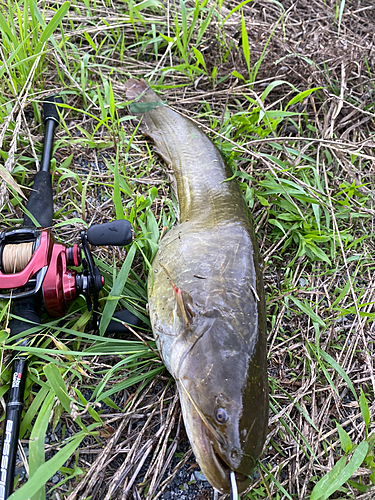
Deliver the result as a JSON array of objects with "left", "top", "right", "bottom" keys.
[{"left": 0, "top": 0, "right": 375, "bottom": 499}]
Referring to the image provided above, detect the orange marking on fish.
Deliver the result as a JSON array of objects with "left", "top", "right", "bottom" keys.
[{"left": 160, "top": 263, "right": 190, "bottom": 326}]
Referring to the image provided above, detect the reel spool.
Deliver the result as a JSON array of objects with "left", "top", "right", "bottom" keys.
[{"left": 2, "top": 242, "right": 34, "bottom": 274}]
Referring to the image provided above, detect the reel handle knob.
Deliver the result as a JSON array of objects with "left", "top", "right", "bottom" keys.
[{"left": 87, "top": 220, "right": 133, "bottom": 247}]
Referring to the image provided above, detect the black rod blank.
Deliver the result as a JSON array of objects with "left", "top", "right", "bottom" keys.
[{"left": 40, "top": 96, "right": 63, "bottom": 173}]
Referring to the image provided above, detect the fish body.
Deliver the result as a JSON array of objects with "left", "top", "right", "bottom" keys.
[{"left": 125, "top": 79, "right": 268, "bottom": 494}]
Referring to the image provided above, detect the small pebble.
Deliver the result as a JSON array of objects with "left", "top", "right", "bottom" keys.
[
  {"left": 194, "top": 470, "right": 207, "bottom": 482},
  {"left": 51, "top": 474, "right": 60, "bottom": 484},
  {"left": 15, "top": 467, "right": 26, "bottom": 478}
]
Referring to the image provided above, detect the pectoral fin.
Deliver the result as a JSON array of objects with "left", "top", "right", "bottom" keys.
[{"left": 160, "top": 263, "right": 195, "bottom": 326}]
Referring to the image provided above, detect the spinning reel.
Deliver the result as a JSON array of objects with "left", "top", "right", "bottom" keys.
[{"left": 0, "top": 220, "right": 133, "bottom": 328}]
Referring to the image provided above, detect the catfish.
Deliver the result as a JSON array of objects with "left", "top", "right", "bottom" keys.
[{"left": 125, "top": 79, "right": 268, "bottom": 494}]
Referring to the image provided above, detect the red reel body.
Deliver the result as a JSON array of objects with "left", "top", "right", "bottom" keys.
[
  {"left": 42, "top": 240, "right": 79, "bottom": 317},
  {"left": 0, "top": 228, "right": 82, "bottom": 317}
]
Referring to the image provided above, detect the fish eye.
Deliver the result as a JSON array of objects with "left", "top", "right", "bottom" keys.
[{"left": 215, "top": 407, "right": 228, "bottom": 424}]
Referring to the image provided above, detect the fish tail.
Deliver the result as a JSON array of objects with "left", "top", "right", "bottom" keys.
[
  {"left": 125, "top": 79, "right": 175, "bottom": 170},
  {"left": 125, "top": 78, "right": 162, "bottom": 105}
]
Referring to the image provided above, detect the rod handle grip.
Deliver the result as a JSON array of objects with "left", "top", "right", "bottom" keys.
[{"left": 23, "top": 171, "right": 53, "bottom": 228}]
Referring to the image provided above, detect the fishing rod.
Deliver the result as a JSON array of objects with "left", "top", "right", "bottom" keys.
[{"left": 0, "top": 96, "right": 137, "bottom": 499}]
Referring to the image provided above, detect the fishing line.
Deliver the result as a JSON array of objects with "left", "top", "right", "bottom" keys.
[
  {"left": 230, "top": 470, "right": 238, "bottom": 500},
  {"left": 2, "top": 242, "right": 33, "bottom": 273}
]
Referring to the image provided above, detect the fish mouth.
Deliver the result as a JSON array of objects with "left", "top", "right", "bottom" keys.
[
  {"left": 194, "top": 419, "right": 250, "bottom": 493},
  {"left": 177, "top": 380, "right": 251, "bottom": 493},
  {"left": 209, "top": 439, "right": 250, "bottom": 493}
]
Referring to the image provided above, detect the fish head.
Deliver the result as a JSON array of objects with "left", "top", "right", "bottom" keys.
[{"left": 174, "top": 313, "right": 268, "bottom": 494}]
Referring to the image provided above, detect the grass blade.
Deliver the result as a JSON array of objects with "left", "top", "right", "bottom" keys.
[
  {"left": 43, "top": 363, "right": 71, "bottom": 414},
  {"left": 360, "top": 388, "right": 370, "bottom": 435},
  {"left": 337, "top": 0, "right": 345, "bottom": 36},
  {"left": 316, "top": 348, "right": 358, "bottom": 401},
  {"left": 37, "top": 1, "right": 70, "bottom": 49},
  {"left": 113, "top": 148, "right": 125, "bottom": 219},
  {"left": 8, "top": 433, "right": 86, "bottom": 500},
  {"left": 290, "top": 296, "right": 325, "bottom": 327},
  {"left": 29, "top": 392, "right": 55, "bottom": 500},
  {"left": 310, "top": 441, "right": 369, "bottom": 500},
  {"left": 20, "top": 385, "right": 49, "bottom": 438},
  {"left": 99, "top": 242, "right": 137, "bottom": 336},
  {"left": 241, "top": 9, "right": 250, "bottom": 79}
]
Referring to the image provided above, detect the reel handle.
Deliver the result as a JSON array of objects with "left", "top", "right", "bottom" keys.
[{"left": 87, "top": 220, "right": 133, "bottom": 247}]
